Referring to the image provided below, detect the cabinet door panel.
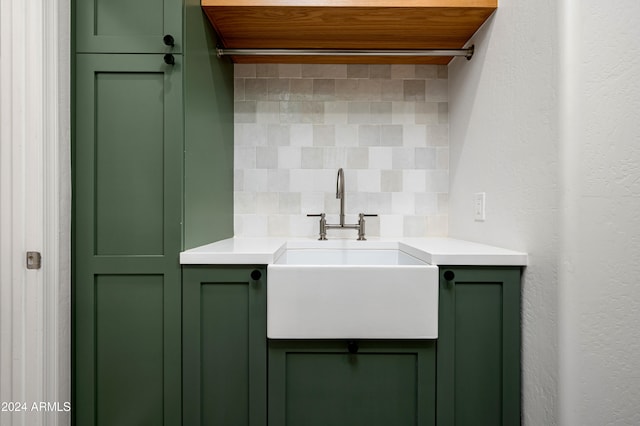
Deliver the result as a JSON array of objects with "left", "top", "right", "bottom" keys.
[
  {"left": 269, "top": 340, "right": 436, "bottom": 426},
  {"left": 76, "top": 0, "right": 182, "bottom": 53},
  {"left": 183, "top": 267, "right": 267, "bottom": 426},
  {"left": 74, "top": 54, "right": 182, "bottom": 425},
  {"left": 94, "top": 72, "right": 165, "bottom": 255},
  {"left": 454, "top": 283, "right": 503, "bottom": 425},
  {"left": 201, "top": 283, "right": 250, "bottom": 425},
  {"left": 95, "top": 275, "right": 164, "bottom": 426}
]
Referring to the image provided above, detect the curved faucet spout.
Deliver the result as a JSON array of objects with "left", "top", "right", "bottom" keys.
[
  {"left": 336, "top": 168, "right": 344, "bottom": 198},
  {"left": 336, "top": 168, "right": 345, "bottom": 226}
]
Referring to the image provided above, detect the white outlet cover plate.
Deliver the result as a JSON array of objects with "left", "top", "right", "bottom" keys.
[{"left": 474, "top": 192, "right": 486, "bottom": 221}]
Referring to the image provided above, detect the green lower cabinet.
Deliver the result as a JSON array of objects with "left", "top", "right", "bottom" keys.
[
  {"left": 182, "top": 266, "right": 267, "bottom": 426},
  {"left": 268, "top": 340, "right": 436, "bottom": 426},
  {"left": 180, "top": 264, "right": 521, "bottom": 426},
  {"left": 437, "top": 267, "right": 522, "bottom": 426}
]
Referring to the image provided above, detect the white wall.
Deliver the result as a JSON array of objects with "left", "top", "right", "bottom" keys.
[
  {"left": 448, "top": 1, "right": 559, "bottom": 425},
  {"left": 450, "top": 0, "right": 640, "bottom": 424},
  {"left": 559, "top": 1, "right": 640, "bottom": 424}
]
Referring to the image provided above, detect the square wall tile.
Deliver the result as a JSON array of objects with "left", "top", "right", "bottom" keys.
[
  {"left": 347, "top": 64, "right": 369, "bottom": 79},
  {"left": 403, "top": 80, "right": 426, "bottom": 101},
  {"left": 245, "top": 79, "right": 268, "bottom": 100},
  {"left": 313, "top": 79, "right": 336, "bottom": 100},
  {"left": 278, "top": 64, "right": 302, "bottom": 78},
  {"left": 235, "top": 64, "right": 256, "bottom": 78},
  {"left": 381, "top": 170, "right": 403, "bottom": 192},
  {"left": 301, "top": 147, "right": 324, "bottom": 169},
  {"left": 370, "top": 65, "right": 391, "bottom": 80},
  {"left": 369, "top": 147, "right": 393, "bottom": 169},
  {"left": 256, "top": 147, "right": 277, "bottom": 169}
]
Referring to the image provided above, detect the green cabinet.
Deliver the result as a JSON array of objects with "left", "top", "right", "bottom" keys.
[
  {"left": 72, "top": 0, "right": 235, "bottom": 249},
  {"left": 73, "top": 54, "right": 183, "bottom": 425},
  {"left": 437, "top": 267, "right": 522, "bottom": 426},
  {"left": 75, "top": 0, "right": 183, "bottom": 53},
  {"left": 268, "top": 340, "right": 436, "bottom": 426},
  {"left": 73, "top": 1, "right": 234, "bottom": 424},
  {"left": 182, "top": 266, "right": 267, "bottom": 426},
  {"left": 178, "top": 265, "right": 521, "bottom": 426}
]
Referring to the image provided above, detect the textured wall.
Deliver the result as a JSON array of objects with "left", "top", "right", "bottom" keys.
[
  {"left": 448, "top": 2, "right": 559, "bottom": 425},
  {"left": 233, "top": 63, "right": 449, "bottom": 238},
  {"left": 451, "top": 0, "right": 640, "bottom": 424},
  {"left": 559, "top": 1, "right": 640, "bottom": 424}
]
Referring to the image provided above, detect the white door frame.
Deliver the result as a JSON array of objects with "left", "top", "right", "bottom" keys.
[{"left": 0, "top": 0, "right": 70, "bottom": 425}]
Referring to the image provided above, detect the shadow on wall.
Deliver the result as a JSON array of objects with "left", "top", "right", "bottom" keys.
[{"left": 447, "top": 13, "right": 496, "bottom": 178}]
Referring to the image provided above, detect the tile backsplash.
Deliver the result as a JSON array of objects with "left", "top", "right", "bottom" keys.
[{"left": 234, "top": 63, "right": 448, "bottom": 238}]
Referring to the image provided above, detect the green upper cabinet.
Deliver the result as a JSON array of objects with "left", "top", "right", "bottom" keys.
[
  {"left": 73, "top": 0, "right": 235, "bottom": 247},
  {"left": 75, "top": 0, "right": 183, "bottom": 53}
]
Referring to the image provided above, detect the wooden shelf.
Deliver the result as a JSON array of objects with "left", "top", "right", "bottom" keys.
[{"left": 202, "top": 0, "right": 497, "bottom": 64}]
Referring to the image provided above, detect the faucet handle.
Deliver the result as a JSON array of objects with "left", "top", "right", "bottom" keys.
[
  {"left": 357, "top": 213, "right": 378, "bottom": 241},
  {"left": 307, "top": 213, "right": 327, "bottom": 241},
  {"left": 359, "top": 213, "right": 378, "bottom": 219}
]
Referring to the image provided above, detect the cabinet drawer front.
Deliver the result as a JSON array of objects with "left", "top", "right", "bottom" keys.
[{"left": 269, "top": 340, "right": 436, "bottom": 426}]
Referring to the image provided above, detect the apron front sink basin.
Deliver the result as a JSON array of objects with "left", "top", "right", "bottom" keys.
[{"left": 267, "top": 248, "right": 438, "bottom": 339}]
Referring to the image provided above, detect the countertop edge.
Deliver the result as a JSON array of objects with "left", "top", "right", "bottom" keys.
[{"left": 180, "top": 237, "right": 528, "bottom": 266}]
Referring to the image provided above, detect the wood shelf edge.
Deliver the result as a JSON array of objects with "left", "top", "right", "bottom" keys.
[{"left": 202, "top": 0, "right": 497, "bottom": 8}]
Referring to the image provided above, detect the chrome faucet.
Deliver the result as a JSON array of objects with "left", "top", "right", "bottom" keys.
[{"left": 307, "top": 168, "right": 377, "bottom": 240}]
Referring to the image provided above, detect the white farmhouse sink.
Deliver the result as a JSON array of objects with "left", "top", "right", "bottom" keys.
[{"left": 267, "top": 248, "right": 438, "bottom": 339}]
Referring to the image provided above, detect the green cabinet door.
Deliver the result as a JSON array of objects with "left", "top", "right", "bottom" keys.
[
  {"left": 75, "top": 0, "right": 182, "bottom": 53},
  {"left": 182, "top": 266, "right": 267, "bottom": 426},
  {"left": 269, "top": 340, "right": 436, "bottom": 426},
  {"left": 437, "top": 267, "right": 522, "bottom": 426},
  {"left": 73, "top": 54, "right": 183, "bottom": 425}
]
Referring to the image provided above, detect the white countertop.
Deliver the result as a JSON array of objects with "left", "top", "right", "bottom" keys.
[{"left": 180, "top": 237, "right": 528, "bottom": 266}]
